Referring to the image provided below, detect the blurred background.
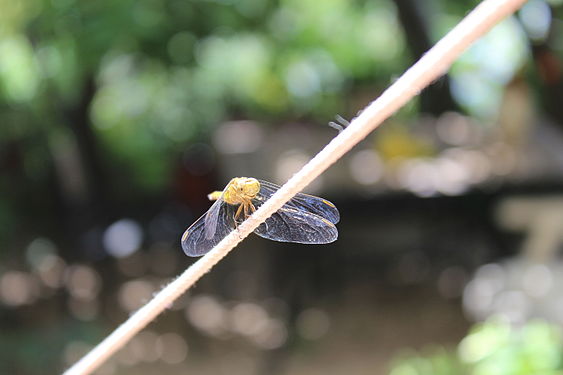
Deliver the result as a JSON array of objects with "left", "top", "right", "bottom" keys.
[{"left": 1, "top": 0, "right": 563, "bottom": 374}]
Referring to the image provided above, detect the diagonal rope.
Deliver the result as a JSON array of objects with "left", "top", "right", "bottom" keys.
[{"left": 63, "top": 0, "right": 528, "bottom": 373}]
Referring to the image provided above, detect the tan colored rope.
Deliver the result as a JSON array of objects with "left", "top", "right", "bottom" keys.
[{"left": 63, "top": 0, "right": 528, "bottom": 373}]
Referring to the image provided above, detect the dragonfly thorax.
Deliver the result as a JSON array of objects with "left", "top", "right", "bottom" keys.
[{"left": 222, "top": 177, "right": 260, "bottom": 205}]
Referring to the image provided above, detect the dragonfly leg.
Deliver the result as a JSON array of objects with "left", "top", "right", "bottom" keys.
[
  {"left": 235, "top": 203, "right": 248, "bottom": 238},
  {"left": 233, "top": 204, "right": 244, "bottom": 230},
  {"left": 235, "top": 204, "right": 244, "bottom": 221},
  {"left": 243, "top": 202, "right": 252, "bottom": 219}
]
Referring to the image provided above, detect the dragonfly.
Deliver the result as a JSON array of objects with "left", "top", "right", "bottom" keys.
[{"left": 181, "top": 177, "right": 339, "bottom": 257}]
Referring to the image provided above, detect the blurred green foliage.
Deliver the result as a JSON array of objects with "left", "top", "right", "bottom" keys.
[
  {"left": 389, "top": 319, "right": 563, "bottom": 375},
  {"left": 0, "top": 0, "right": 555, "bottom": 245},
  {"left": 0, "top": 0, "right": 410, "bottom": 193},
  {"left": 1, "top": 0, "right": 541, "bottom": 191}
]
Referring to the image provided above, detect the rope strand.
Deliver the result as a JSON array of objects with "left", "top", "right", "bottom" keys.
[{"left": 63, "top": 0, "right": 528, "bottom": 373}]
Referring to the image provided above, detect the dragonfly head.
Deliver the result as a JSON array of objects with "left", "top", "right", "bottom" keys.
[{"left": 223, "top": 177, "right": 260, "bottom": 205}]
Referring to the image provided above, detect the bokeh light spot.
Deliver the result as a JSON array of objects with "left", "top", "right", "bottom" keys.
[
  {"left": 251, "top": 318, "right": 287, "bottom": 350},
  {"left": 519, "top": 0, "right": 552, "bottom": 41},
  {"left": 230, "top": 302, "right": 269, "bottom": 336},
  {"left": 118, "top": 279, "right": 155, "bottom": 312},
  {"left": 156, "top": 333, "right": 189, "bottom": 364},
  {"left": 0, "top": 271, "right": 38, "bottom": 306},
  {"left": 65, "top": 265, "right": 101, "bottom": 301},
  {"left": 185, "top": 295, "right": 226, "bottom": 336},
  {"left": 213, "top": 120, "right": 264, "bottom": 155},
  {"left": 103, "top": 219, "right": 143, "bottom": 258},
  {"left": 349, "top": 149, "right": 384, "bottom": 185}
]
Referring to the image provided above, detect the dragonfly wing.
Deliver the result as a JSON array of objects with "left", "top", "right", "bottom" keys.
[
  {"left": 204, "top": 198, "right": 223, "bottom": 240},
  {"left": 258, "top": 180, "right": 340, "bottom": 224},
  {"left": 181, "top": 201, "right": 236, "bottom": 257},
  {"left": 254, "top": 207, "right": 338, "bottom": 244}
]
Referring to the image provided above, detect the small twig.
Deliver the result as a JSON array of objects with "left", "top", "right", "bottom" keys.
[
  {"left": 63, "top": 0, "right": 529, "bottom": 373},
  {"left": 328, "top": 114, "right": 351, "bottom": 133}
]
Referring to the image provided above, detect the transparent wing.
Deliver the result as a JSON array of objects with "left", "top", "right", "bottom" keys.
[
  {"left": 181, "top": 200, "right": 236, "bottom": 257},
  {"left": 258, "top": 180, "right": 340, "bottom": 224},
  {"left": 204, "top": 198, "right": 223, "bottom": 240},
  {"left": 254, "top": 206, "right": 338, "bottom": 244}
]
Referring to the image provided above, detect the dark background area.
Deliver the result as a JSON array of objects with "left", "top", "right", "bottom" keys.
[{"left": 1, "top": 0, "right": 563, "bottom": 374}]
